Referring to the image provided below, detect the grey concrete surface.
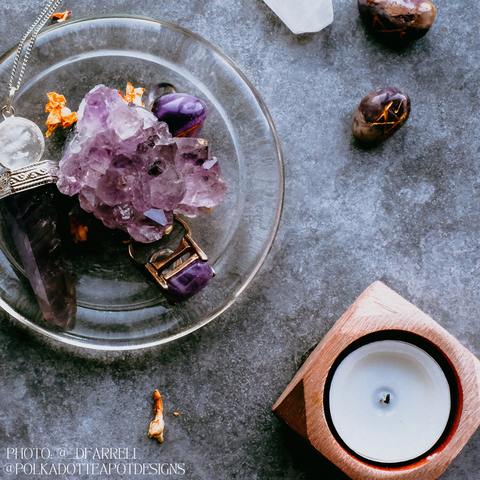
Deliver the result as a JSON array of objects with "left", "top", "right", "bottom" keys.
[{"left": 1, "top": 0, "right": 480, "bottom": 479}]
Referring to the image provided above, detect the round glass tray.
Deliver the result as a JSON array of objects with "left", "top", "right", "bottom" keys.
[{"left": 0, "top": 16, "right": 284, "bottom": 350}]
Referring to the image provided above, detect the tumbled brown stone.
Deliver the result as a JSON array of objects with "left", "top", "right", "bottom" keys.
[
  {"left": 358, "top": 0, "right": 436, "bottom": 47},
  {"left": 353, "top": 87, "right": 411, "bottom": 143}
]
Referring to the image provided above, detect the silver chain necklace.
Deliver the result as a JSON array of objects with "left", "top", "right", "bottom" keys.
[
  {"left": 0, "top": 0, "right": 63, "bottom": 172},
  {"left": 3, "top": 0, "right": 63, "bottom": 117}
]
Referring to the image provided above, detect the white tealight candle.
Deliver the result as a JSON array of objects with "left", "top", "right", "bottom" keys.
[{"left": 328, "top": 340, "right": 451, "bottom": 464}]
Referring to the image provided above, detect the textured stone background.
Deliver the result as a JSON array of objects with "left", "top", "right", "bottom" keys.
[{"left": 1, "top": 0, "right": 480, "bottom": 479}]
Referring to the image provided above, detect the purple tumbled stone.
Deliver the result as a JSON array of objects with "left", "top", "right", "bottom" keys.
[
  {"left": 163, "top": 259, "right": 213, "bottom": 304},
  {"left": 358, "top": 0, "right": 436, "bottom": 47},
  {"left": 57, "top": 86, "right": 226, "bottom": 243},
  {"left": 151, "top": 93, "right": 207, "bottom": 138},
  {"left": 353, "top": 86, "right": 411, "bottom": 143},
  {"left": 0, "top": 184, "right": 76, "bottom": 329}
]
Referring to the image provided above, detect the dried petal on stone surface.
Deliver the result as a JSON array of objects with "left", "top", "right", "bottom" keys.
[
  {"left": 148, "top": 390, "right": 165, "bottom": 443},
  {"left": 45, "top": 109, "right": 63, "bottom": 137},
  {"left": 57, "top": 86, "right": 226, "bottom": 243}
]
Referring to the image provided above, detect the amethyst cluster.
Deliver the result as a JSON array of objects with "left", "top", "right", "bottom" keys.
[{"left": 57, "top": 86, "right": 226, "bottom": 243}]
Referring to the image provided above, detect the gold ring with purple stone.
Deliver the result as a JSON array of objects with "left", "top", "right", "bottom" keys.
[{"left": 128, "top": 216, "right": 215, "bottom": 304}]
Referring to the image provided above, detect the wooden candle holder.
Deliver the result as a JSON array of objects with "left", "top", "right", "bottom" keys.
[{"left": 273, "top": 281, "right": 480, "bottom": 480}]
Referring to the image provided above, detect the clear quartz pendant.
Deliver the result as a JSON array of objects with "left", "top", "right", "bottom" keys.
[{"left": 0, "top": 115, "right": 45, "bottom": 170}]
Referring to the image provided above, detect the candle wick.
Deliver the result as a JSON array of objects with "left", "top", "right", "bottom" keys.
[{"left": 381, "top": 393, "right": 391, "bottom": 404}]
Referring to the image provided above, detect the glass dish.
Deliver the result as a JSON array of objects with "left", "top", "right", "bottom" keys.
[{"left": 0, "top": 16, "right": 284, "bottom": 350}]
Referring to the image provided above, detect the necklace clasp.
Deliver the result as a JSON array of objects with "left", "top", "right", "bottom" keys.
[{"left": 2, "top": 87, "right": 16, "bottom": 119}]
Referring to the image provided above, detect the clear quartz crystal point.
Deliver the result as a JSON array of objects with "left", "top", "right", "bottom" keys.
[
  {"left": 263, "top": 0, "right": 334, "bottom": 34},
  {"left": 0, "top": 116, "right": 45, "bottom": 170}
]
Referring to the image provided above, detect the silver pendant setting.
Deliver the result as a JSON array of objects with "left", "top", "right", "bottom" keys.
[{"left": 0, "top": 160, "right": 59, "bottom": 200}]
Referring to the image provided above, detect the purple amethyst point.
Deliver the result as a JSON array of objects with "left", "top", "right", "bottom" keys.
[
  {"left": 0, "top": 184, "right": 76, "bottom": 329},
  {"left": 163, "top": 259, "right": 213, "bottom": 304}
]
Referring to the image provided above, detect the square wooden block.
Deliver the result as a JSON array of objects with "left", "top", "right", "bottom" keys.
[{"left": 273, "top": 281, "right": 480, "bottom": 480}]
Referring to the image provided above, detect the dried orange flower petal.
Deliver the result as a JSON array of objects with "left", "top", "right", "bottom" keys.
[
  {"left": 45, "top": 92, "right": 77, "bottom": 137},
  {"left": 60, "top": 107, "right": 78, "bottom": 128},
  {"left": 45, "top": 109, "right": 62, "bottom": 137},
  {"left": 69, "top": 216, "right": 88, "bottom": 243},
  {"left": 46, "top": 109, "right": 62, "bottom": 125},
  {"left": 46, "top": 125, "right": 57, "bottom": 138},
  {"left": 51, "top": 11, "right": 72, "bottom": 22},
  {"left": 148, "top": 390, "right": 165, "bottom": 443},
  {"left": 45, "top": 92, "right": 66, "bottom": 111},
  {"left": 118, "top": 82, "right": 146, "bottom": 107}
]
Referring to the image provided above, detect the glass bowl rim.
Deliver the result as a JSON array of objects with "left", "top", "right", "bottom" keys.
[{"left": 0, "top": 14, "right": 285, "bottom": 351}]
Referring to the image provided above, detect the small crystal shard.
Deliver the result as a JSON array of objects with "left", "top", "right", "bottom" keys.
[
  {"left": 0, "top": 184, "right": 76, "bottom": 328},
  {"left": 144, "top": 208, "right": 168, "bottom": 225},
  {"left": 263, "top": 0, "right": 333, "bottom": 34},
  {"left": 57, "top": 86, "right": 226, "bottom": 243}
]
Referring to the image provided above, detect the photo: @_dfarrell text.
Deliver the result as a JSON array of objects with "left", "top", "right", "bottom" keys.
[{"left": 6, "top": 446, "right": 140, "bottom": 461}]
